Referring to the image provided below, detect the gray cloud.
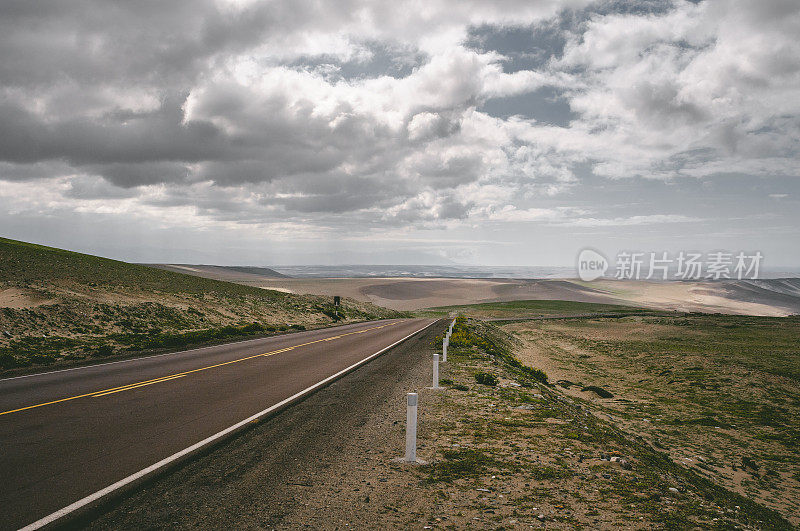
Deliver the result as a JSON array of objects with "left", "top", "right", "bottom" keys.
[
  {"left": 0, "top": 95, "right": 226, "bottom": 166},
  {"left": 64, "top": 176, "right": 140, "bottom": 200},
  {"left": 0, "top": 0, "right": 798, "bottom": 266}
]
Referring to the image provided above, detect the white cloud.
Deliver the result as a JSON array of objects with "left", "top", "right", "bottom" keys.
[
  {"left": 551, "top": 0, "right": 800, "bottom": 179},
  {"left": 555, "top": 214, "right": 702, "bottom": 227}
]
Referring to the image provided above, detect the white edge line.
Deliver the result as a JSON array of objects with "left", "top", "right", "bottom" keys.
[
  {"left": 1, "top": 319, "right": 400, "bottom": 383},
  {"left": 19, "top": 318, "right": 439, "bottom": 531}
]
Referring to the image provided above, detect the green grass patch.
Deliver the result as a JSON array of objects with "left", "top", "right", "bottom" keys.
[
  {"left": 424, "top": 449, "right": 515, "bottom": 483},
  {"left": 474, "top": 371, "right": 498, "bottom": 386},
  {"left": 427, "top": 299, "right": 659, "bottom": 318}
]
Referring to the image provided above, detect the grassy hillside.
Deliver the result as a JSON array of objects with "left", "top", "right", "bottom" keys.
[
  {"left": 418, "top": 316, "right": 795, "bottom": 528},
  {"left": 498, "top": 312, "right": 800, "bottom": 523},
  {"left": 0, "top": 237, "right": 401, "bottom": 373},
  {"left": 0, "top": 238, "right": 278, "bottom": 296}
]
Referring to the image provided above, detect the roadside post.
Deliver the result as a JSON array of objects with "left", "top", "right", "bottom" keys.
[
  {"left": 333, "top": 295, "right": 341, "bottom": 319},
  {"left": 405, "top": 392, "right": 418, "bottom": 462},
  {"left": 432, "top": 353, "right": 442, "bottom": 388},
  {"left": 442, "top": 336, "right": 448, "bottom": 362}
]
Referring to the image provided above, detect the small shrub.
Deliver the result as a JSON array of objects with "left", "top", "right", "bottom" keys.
[
  {"left": 581, "top": 385, "right": 614, "bottom": 398},
  {"left": 452, "top": 383, "right": 469, "bottom": 391},
  {"left": 474, "top": 371, "right": 498, "bottom": 386},
  {"left": 94, "top": 344, "right": 115, "bottom": 357},
  {"left": 440, "top": 378, "right": 453, "bottom": 385},
  {"left": 424, "top": 449, "right": 506, "bottom": 483},
  {"left": 29, "top": 353, "right": 56, "bottom": 365},
  {"left": 0, "top": 352, "right": 18, "bottom": 369},
  {"left": 521, "top": 365, "right": 549, "bottom": 384},
  {"left": 241, "top": 322, "right": 265, "bottom": 333}
]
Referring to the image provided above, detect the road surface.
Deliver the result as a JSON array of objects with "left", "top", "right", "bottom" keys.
[{"left": 0, "top": 318, "right": 436, "bottom": 530}]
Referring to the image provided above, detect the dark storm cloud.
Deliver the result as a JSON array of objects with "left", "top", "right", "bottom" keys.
[
  {"left": 1, "top": 0, "right": 551, "bottom": 207},
  {"left": 0, "top": 0, "right": 798, "bottom": 263},
  {"left": 0, "top": 96, "right": 226, "bottom": 166},
  {"left": 0, "top": 161, "right": 72, "bottom": 182},
  {"left": 64, "top": 176, "right": 140, "bottom": 199},
  {"left": 0, "top": 0, "right": 361, "bottom": 87},
  {"left": 89, "top": 162, "right": 191, "bottom": 188}
]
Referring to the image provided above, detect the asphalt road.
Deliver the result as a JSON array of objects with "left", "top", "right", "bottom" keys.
[{"left": 0, "top": 318, "right": 437, "bottom": 530}]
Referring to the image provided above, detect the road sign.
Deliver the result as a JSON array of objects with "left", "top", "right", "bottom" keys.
[{"left": 333, "top": 296, "right": 341, "bottom": 306}]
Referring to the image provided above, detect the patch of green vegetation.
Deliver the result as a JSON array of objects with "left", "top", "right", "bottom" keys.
[
  {"left": 0, "top": 321, "right": 288, "bottom": 369},
  {"left": 111, "top": 322, "right": 273, "bottom": 350},
  {"left": 670, "top": 417, "right": 732, "bottom": 429},
  {"left": 94, "top": 344, "right": 115, "bottom": 357},
  {"left": 550, "top": 314, "right": 800, "bottom": 422},
  {"left": 425, "top": 299, "right": 661, "bottom": 319},
  {"left": 0, "top": 335, "right": 83, "bottom": 368},
  {"left": 474, "top": 371, "right": 498, "bottom": 386},
  {"left": 447, "top": 316, "right": 548, "bottom": 386},
  {"left": 424, "top": 448, "right": 515, "bottom": 483}
]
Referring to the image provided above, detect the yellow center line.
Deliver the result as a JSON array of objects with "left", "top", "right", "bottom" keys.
[
  {"left": 0, "top": 321, "right": 401, "bottom": 417},
  {"left": 92, "top": 374, "right": 186, "bottom": 397}
]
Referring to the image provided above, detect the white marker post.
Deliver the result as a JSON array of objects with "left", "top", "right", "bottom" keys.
[
  {"left": 405, "top": 392, "right": 418, "bottom": 462},
  {"left": 432, "top": 353, "right": 441, "bottom": 388},
  {"left": 442, "top": 336, "right": 448, "bottom": 362}
]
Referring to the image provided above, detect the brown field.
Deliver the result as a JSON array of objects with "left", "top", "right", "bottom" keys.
[{"left": 150, "top": 265, "right": 800, "bottom": 316}]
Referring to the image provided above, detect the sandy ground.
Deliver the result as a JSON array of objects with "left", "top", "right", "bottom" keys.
[
  {"left": 219, "top": 276, "right": 800, "bottom": 316},
  {"left": 584, "top": 279, "right": 793, "bottom": 316},
  {"left": 0, "top": 287, "right": 53, "bottom": 308}
]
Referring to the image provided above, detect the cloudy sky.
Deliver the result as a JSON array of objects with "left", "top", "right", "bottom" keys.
[{"left": 1, "top": 0, "right": 799, "bottom": 267}]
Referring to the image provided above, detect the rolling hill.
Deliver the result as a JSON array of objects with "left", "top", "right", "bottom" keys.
[
  {"left": 145, "top": 263, "right": 289, "bottom": 282},
  {"left": 0, "top": 237, "right": 400, "bottom": 373}
]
